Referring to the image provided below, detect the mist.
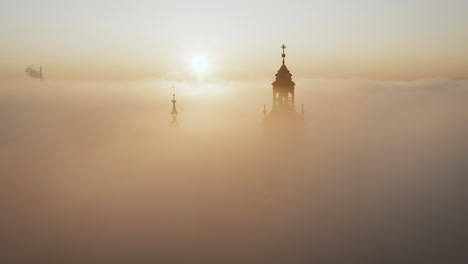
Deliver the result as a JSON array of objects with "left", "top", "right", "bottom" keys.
[{"left": 1, "top": 79, "right": 467, "bottom": 263}]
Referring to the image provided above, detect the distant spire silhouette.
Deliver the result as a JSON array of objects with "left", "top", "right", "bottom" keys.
[{"left": 170, "top": 82, "right": 178, "bottom": 127}]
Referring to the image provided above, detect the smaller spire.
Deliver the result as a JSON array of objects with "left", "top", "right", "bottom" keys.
[
  {"left": 281, "top": 44, "right": 286, "bottom": 65},
  {"left": 171, "top": 82, "right": 178, "bottom": 121}
]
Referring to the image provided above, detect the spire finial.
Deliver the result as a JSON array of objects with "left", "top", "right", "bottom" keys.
[{"left": 281, "top": 44, "right": 286, "bottom": 65}]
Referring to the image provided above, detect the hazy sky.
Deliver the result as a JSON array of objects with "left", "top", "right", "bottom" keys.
[{"left": 1, "top": 0, "right": 468, "bottom": 80}]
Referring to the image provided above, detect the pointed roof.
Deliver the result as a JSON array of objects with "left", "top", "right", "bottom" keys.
[{"left": 275, "top": 64, "right": 293, "bottom": 80}]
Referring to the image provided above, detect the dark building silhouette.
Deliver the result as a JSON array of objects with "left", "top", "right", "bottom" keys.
[
  {"left": 25, "top": 66, "right": 44, "bottom": 80},
  {"left": 263, "top": 45, "right": 304, "bottom": 139},
  {"left": 170, "top": 84, "right": 178, "bottom": 127}
]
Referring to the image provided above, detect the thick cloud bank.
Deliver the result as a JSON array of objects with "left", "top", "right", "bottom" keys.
[{"left": 1, "top": 79, "right": 467, "bottom": 263}]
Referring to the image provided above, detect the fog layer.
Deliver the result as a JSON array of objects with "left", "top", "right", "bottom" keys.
[{"left": 1, "top": 79, "right": 467, "bottom": 263}]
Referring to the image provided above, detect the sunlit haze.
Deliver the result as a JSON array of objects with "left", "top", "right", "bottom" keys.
[
  {"left": 1, "top": 0, "right": 468, "bottom": 81},
  {"left": 192, "top": 56, "right": 209, "bottom": 74},
  {"left": 1, "top": 1, "right": 468, "bottom": 263}
]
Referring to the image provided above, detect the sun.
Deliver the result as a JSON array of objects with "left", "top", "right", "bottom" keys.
[{"left": 191, "top": 56, "right": 208, "bottom": 74}]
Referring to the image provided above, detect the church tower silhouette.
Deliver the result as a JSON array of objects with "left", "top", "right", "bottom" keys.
[
  {"left": 263, "top": 45, "right": 304, "bottom": 139},
  {"left": 170, "top": 83, "right": 178, "bottom": 127}
]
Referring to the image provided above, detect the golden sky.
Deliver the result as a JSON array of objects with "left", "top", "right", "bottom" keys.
[{"left": 1, "top": 0, "right": 467, "bottom": 81}]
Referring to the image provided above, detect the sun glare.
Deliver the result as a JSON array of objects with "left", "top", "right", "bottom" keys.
[{"left": 192, "top": 56, "right": 208, "bottom": 74}]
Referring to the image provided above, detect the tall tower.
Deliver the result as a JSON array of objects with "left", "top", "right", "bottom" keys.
[
  {"left": 263, "top": 45, "right": 304, "bottom": 140},
  {"left": 170, "top": 84, "right": 178, "bottom": 127},
  {"left": 272, "top": 44, "right": 296, "bottom": 107}
]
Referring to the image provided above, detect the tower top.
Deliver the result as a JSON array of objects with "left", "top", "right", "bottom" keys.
[
  {"left": 274, "top": 44, "right": 293, "bottom": 84},
  {"left": 170, "top": 82, "right": 178, "bottom": 127},
  {"left": 171, "top": 82, "right": 178, "bottom": 118},
  {"left": 281, "top": 44, "right": 286, "bottom": 65}
]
